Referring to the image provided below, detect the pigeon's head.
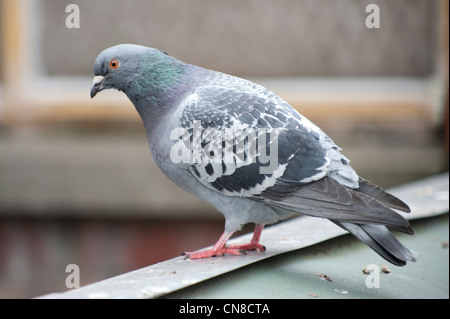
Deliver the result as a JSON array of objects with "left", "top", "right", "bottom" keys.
[{"left": 90, "top": 44, "right": 170, "bottom": 99}]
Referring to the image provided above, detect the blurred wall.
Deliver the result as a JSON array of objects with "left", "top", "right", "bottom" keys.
[{"left": 39, "top": 0, "right": 436, "bottom": 77}]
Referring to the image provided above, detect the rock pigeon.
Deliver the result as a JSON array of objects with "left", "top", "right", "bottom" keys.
[{"left": 91, "top": 44, "right": 415, "bottom": 266}]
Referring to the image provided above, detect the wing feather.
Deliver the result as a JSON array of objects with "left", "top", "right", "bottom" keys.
[
  {"left": 176, "top": 75, "right": 332, "bottom": 197},
  {"left": 263, "top": 177, "right": 413, "bottom": 234}
]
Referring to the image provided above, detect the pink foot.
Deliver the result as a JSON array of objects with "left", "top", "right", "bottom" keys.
[
  {"left": 227, "top": 224, "right": 266, "bottom": 252},
  {"left": 183, "top": 224, "right": 266, "bottom": 260},
  {"left": 227, "top": 242, "right": 266, "bottom": 252},
  {"left": 183, "top": 246, "right": 244, "bottom": 259}
]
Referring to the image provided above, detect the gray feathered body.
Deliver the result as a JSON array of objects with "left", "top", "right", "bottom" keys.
[
  {"left": 149, "top": 67, "right": 414, "bottom": 266},
  {"left": 92, "top": 44, "right": 415, "bottom": 266}
]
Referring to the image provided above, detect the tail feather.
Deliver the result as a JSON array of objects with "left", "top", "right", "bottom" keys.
[
  {"left": 356, "top": 177, "right": 410, "bottom": 213},
  {"left": 264, "top": 177, "right": 413, "bottom": 234},
  {"left": 333, "top": 221, "right": 416, "bottom": 266},
  {"left": 262, "top": 176, "right": 415, "bottom": 266}
]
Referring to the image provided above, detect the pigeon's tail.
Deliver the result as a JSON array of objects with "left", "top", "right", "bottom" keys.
[
  {"left": 263, "top": 176, "right": 416, "bottom": 266},
  {"left": 355, "top": 177, "right": 411, "bottom": 213},
  {"left": 331, "top": 221, "right": 415, "bottom": 266},
  {"left": 335, "top": 178, "right": 416, "bottom": 266}
]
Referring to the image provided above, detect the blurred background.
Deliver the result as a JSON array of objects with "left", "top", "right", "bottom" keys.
[{"left": 0, "top": 0, "right": 448, "bottom": 298}]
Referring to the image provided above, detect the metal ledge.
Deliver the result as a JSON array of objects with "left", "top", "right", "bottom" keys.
[{"left": 39, "top": 172, "right": 449, "bottom": 299}]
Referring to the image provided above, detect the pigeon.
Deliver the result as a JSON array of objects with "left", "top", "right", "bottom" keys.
[{"left": 91, "top": 44, "right": 415, "bottom": 266}]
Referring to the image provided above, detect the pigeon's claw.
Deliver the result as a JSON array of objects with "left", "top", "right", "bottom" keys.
[
  {"left": 182, "top": 224, "right": 266, "bottom": 260},
  {"left": 227, "top": 242, "right": 266, "bottom": 252},
  {"left": 182, "top": 230, "right": 238, "bottom": 260},
  {"left": 227, "top": 224, "right": 266, "bottom": 252},
  {"left": 183, "top": 247, "right": 244, "bottom": 259}
]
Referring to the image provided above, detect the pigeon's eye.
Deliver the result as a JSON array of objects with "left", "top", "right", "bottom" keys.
[{"left": 109, "top": 59, "right": 120, "bottom": 69}]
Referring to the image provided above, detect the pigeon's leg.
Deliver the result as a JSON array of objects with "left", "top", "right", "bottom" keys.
[
  {"left": 227, "top": 224, "right": 266, "bottom": 252},
  {"left": 183, "top": 231, "right": 243, "bottom": 259},
  {"left": 183, "top": 224, "right": 266, "bottom": 259}
]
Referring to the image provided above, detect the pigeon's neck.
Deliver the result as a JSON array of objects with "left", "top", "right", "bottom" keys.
[{"left": 126, "top": 59, "right": 200, "bottom": 137}]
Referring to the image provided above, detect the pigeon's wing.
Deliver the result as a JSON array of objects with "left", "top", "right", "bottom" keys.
[
  {"left": 175, "top": 74, "right": 411, "bottom": 234},
  {"left": 175, "top": 75, "right": 335, "bottom": 198}
]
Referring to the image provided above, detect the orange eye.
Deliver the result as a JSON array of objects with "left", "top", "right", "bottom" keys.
[{"left": 109, "top": 59, "right": 119, "bottom": 69}]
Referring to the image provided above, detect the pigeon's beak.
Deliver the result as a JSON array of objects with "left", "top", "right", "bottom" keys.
[{"left": 90, "top": 76, "right": 105, "bottom": 98}]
